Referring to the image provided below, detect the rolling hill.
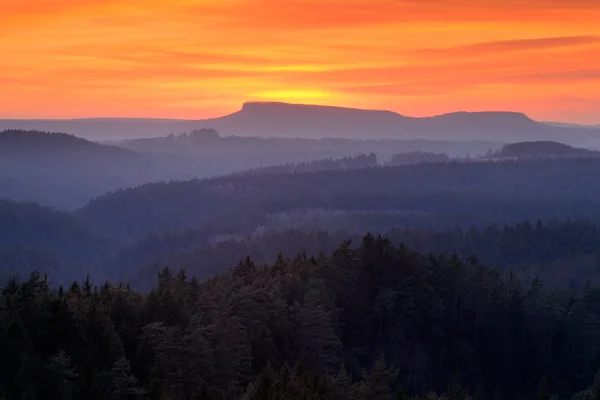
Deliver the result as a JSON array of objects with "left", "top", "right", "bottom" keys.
[
  {"left": 0, "top": 199, "right": 116, "bottom": 283},
  {"left": 495, "top": 141, "right": 600, "bottom": 159},
  {"left": 0, "top": 130, "right": 204, "bottom": 208},
  {"left": 77, "top": 157, "right": 600, "bottom": 240}
]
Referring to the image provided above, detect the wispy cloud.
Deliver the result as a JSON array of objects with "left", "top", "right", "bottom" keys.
[{"left": 413, "top": 36, "right": 600, "bottom": 56}]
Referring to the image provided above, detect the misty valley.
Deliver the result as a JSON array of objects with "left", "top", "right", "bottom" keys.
[{"left": 4, "top": 103, "right": 600, "bottom": 400}]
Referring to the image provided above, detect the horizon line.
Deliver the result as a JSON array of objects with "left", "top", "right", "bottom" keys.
[{"left": 0, "top": 101, "right": 598, "bottom": 126}]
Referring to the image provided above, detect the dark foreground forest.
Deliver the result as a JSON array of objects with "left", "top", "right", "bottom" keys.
[{"left": 3, "top": 234, "right": 600, "bottom": 400}]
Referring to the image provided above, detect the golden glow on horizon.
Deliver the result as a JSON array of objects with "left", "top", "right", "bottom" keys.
[{"left": 1, "top": 0, "right": 600, "bottom": 123}]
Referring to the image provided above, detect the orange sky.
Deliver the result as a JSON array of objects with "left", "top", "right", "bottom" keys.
[{"left": 1, "top": 0, "right": 600, "bottom": 123}]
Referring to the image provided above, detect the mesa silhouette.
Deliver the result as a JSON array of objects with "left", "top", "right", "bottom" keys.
[{"left": 2, "top": 102, "right": 599, "bottom": 146}]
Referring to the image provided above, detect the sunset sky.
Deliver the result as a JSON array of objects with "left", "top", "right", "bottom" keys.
[{"left": 1, "top": 0, "right": 600, "bottom": 123}]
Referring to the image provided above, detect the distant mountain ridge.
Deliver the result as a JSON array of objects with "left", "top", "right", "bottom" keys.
[
  {"left": 1, "top": 102, "right": 599, "bottom": 145},
  {"left": 543, "top": 121, "right": 600, "bottom": 129}
]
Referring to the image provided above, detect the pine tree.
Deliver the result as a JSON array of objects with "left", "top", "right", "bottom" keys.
[
  {"left": 358, "top": 354, "right": 398, "bottom": 400},
  {"left": 110, "top": 356, "right": 145, "bottom": 400},
  {"left": 331, "top": 364, "right": 359, "bottom": 400},
  {"left": 537, "top": 376, "right": 551, "bottom": 400},
  {"left": 242, "top": 362, "right": 275, "bottom": 400},
  {"left": 447, "top": 374, "right": 467, "bottom": 400},
  {"left": 44, "top": 350, "right": 78, "bottom": 400},
  {"left": 589, "top": 369, "right": 600, "bottom": 400},
  {"left": 492, "top": 386, "right": 504, "bottom": 400},
  {"left": 296, "top": 288, "right": 341, "bottom": 372}
]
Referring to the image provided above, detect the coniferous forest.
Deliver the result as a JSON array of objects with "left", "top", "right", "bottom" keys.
[
  {"left": 6, "top": 130, "right": 600, "bottom": 399},
  {"left": 5, "top": 234, "right": 600, "bottom": 399}
]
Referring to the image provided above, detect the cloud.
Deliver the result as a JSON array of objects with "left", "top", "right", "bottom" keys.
[{"left": 413, "top": 36, "right": 600, "bottom": 57}]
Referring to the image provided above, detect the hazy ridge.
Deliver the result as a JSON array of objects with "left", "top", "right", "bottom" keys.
[{"left": 2, "top": 102, "right": 599, "bottom": 146}]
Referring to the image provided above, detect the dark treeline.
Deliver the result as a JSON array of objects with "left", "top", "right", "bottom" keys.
[
  {"left": 232, "top": 153, "right": 379, "bottom": 176},
  {"left": 385, "top": 151, "right": 450, "bottom": 166},
  {"left": 3, "top": 234, "right": 600, "bottom": 399},
  {"left": 124, "top": 220, "right": 600, "bottom": 290}
]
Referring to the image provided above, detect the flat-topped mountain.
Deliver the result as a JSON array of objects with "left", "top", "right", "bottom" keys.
[
  {"left": 1, "top": 102, "right": 599, "bottom": 145},
  {"left": 194, "top": 102, "right": 598, "bottom": 144}
]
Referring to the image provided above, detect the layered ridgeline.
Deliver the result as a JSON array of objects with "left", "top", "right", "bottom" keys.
[
  {"left": 4, "top": 234, "right": 600, "bottom": 399},
  {"left": 5, "top": 129, "right": 600, "bottom": 211},
  {"left": 7, "top": 149, "right": 600, "bottom": 287},
  {"left": 0, "top": 129, "right": 495, "bottom": 209},
  {"left": 0, "top": 130, "right": 208, "bottom": 209},
  {"left": 113, "top": 128, "right": 499, "bottom": 163},
  {"left": 2, "top": 102, "right": 600, "bottom": 146},
  {"left": 7, "top": 191, "right": 600, "bottom": 290}
]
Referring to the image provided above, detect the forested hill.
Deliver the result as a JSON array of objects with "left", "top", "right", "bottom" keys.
[
  {"left": 496, "top": 140, "right": 600, "bottom": 159},
  {"left": 232, "top": 153, "right": 379, "bottom": 176},
  {"left": 0, "top": 200, "right": 116, "bottom": 283},
  {"left": 78, "top": 157, "right": 600, "bottom": 239},
  {"left": 0, "top": 129, "right": 499, "bottom": 209},
  {"left": 0, "top": 130, "right": 205, "bottom": 209},
  {"left": 0, "top": 129, "right": 133, "bottom": 156},
  {"left": 0, "top": 200, "right": 113, "bottom": 256},
  {"left": 3, "top": 234, "right": 600, "bottom": 399},
  {"left": 7, "top": 193, "right": 600, "bottom": 291}
]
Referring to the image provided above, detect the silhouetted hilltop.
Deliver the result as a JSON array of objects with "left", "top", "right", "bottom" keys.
[
  {"left": 0, "top": 130, "right": 204, "bottom": 208},
  {"left": 211, "top": 101, "right": 405, "bottom": 139},
  {"left": 2, "top": 102, "right": 599, "bottom": 145},
  {"left": 0, "top": 129, "right": 134, "bottom": 158},
  {"left": 207, "top": 102, "right": 571, "bottom": 142},
  {"left": 496, "top": 141, "right": 600, "bottom": 159},
  {"left": 422, "top": 110, "right": 536, "bottom": 132},
  {"left": 0, "top": 119, "right": 205, "bottom": 141}
]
